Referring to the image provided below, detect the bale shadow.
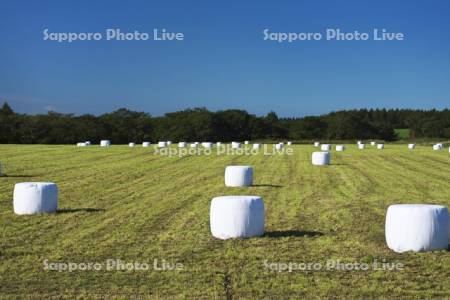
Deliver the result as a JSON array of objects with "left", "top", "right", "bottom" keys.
[
  {"left": 265, "top": 230, "right": 324, "bottom": 238},
  {"left": 1, "top": 174, "right": 38, "bottom": 178},
  {"left": 57, "top": 208, "right": 105, "bottom": 214},
  {"left": 252, "top": 184, "right": 284, "bottom": 188}
]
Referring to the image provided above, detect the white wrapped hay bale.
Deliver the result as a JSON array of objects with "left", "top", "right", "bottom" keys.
[
  {"left": 76, "top": 142, "right": 87, "bottom": 147},
  {"left": 158, "top": 141, "right": 167, "bottom": 148},
  {"left": 253, "top": 143, "right": 261, "bottom": 150},
  {"left": 178, "top": 142, "right": 186, "bottom": 148},
  {"left": 190, "top": 143, "right": 197, "bottom": 148},
  {"left": 275, "top": 143, "right": 283, "bottom": 150},
  {"left": 357, "top": 140, "right": 362, "bottom": 145},
  {"left": 142, "top": 142, "right": 151, "bottom": 147},
  {"left": 377, "top": 144, "right": 384, "bottom": 150},
  {"left": 320, "top": 144, "right": 331, "bottom": 151},
  {"left": 13, "top": 182, "right": 58, "bottom": 215},
  {"left": 312, "top": 151, "right": 330, "bottom": 165},
  {"left": 85, "top": 141, "right": 91, "bottom": 146},
  {"left": 244, "top": 141, "right": 249, "bottom": 145},
  {"left": 210, "top": 196, "right": 265, "bottom": 239},
  {"left": 385, "top": 204, "right": 449, "bottom": 253},
  {"left": 358, "top": 143, "right": 365, "bottom": 150},
  {"left": 167, "top": 141, "right": 172, "bottom": 145},
  {"left": 216, "top": 142, "right": 222, "bottom": 147},
  {"left": 433, "top": 144, "right": 441, "bottom": 150},
  {"left": 370, "top": 141, "right": 376, "bottom": 146},
  {"left": 129, "top": 142, "right": 135, "bottom": 147},
  {"left": 314, "top": 141, "right": 320, "bottom": 147},
  {"left": 408, "top": 144, "right": 415, "bottom": 150},
  {"left": 100, "top": 140, "right": 111, "bottom": 147},
  {"left": 203, "top": 142, "right": 213, "bottom": 149},
  {"left": 225, "top": 166, "right": 253, "bottom": 187},
  {"left": 231, "top": 142, "right": 241, "bottom": 149},
  {"left": 287, "top": 141, "right": 292, "bottom": 145},
  {"left": 335, "top": 145, "right": 345, "bottom": 151}
]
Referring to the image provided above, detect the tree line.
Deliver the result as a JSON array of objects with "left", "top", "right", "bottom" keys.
[{"left": 0, "top": 102, "right": 449, "bottom": 144}]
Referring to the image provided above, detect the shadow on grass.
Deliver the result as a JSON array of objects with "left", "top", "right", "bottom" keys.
[
  {"left": 265, "top": 230, "right": 324, "bottom": 238},
  {"left": 252, "top": 184, "right": 284, "bottom": 188},
  {"left": 57, "top": 208, "right": 105, "bottom": 214},
  {"left": 1, "top": 174, "right": 38, "bottom": 178}
]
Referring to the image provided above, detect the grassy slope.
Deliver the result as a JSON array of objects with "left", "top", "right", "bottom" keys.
[{"left": 0, "top": 144, "right": 449, "bottom": 298}]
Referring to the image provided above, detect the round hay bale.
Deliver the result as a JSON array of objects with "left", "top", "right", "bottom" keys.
[
  {"left": 167, "top": 141, "right": 172, "bottom": 145},
  {"left": 216, "top": 142, "right": 222, "bottom": 147},
  {"left": 408, "top": 144, "right": 415, "bottom": 150},
  {"left": 77, "top": 142, "right": 87, "bottom": 147},
  {"left": 203, "top": 142, "right": 213, "bottom": 149},
  {"left": 129, "top": 142, "right": 135, "bottom": 147},
  {"left": 178, "top": 142, "right": 187, "bottom": 148},
  {"left": 358, "top": 143, "right": 365, "bottom": 150},
  {"left": 190, "top": 143, "right": 197, "bottom": 148},
  {"left": 357, "top": 140, "right": 362, "bottom": 145},
  {"left": 335, "top": 145, "right": 345, "bottom": 151},
  {"left": 244, "top": 141, "right": 249, "bottom": 145},
  {"left": 100, "top": 140, "right": 111, "bottom": 147},
  {"left": 377, "top": 144, "right": 384, "bottom": 150},
  {"left": 433, "top": 144, "right": 441, "bottom": 150},
  {"left": 320, "top": 144, "right": 331, "bottom": 151},
  {"left": 385, "top": 204, "right": 449, "bottom": 252},
  {"left": 287, "top": 141, "right": 292, "bottom": 145},
  {"left": 142, "top": 142, "right": 151, "bottom": 147},
  {"left": 210, "top": 195, "right": 265, "bottom": 239},
  {"left": 275, "top": 143, "right": 283, "bottom": 150},
  {"left": 312, "top": 151, "right": 330, "bottom": 165},
  {"left": 158, "top": 141, "right": 167, "bottom": 148},
  {"left": 13, "top": 182, "right": 58, "bottom": 215},
  {"left": 225, "top": 166, "right": 253, "bottom": 187},
  {"left": 231, "top": 142, "right": 241, "bottom": 149},
  {"left": 253, "top": 143, "right": 261, "bottom": 150},
  {"left": 370, "top": 141, "right": 376, "bottom": 146},
  {"left": 85, "top": 141, "right": 91, "bottom": 146},
  {"left": 314, "top": 141, "right": 320, "bottom": 147}
]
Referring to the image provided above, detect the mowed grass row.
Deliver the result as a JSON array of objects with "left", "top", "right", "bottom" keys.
[{"left": 0, "top": 144, "right": 449, "bottom": 298}]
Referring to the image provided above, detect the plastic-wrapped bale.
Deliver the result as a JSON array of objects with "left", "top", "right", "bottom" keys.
[
  {"left": 312, "top": 152, "right": 330, "bottom": 165},
  {"left": 225, "top": 166, "right": 253, "bottom": 187},
  {"left": 408, "top": 144, "right": 415, "bottom": 150},
  {"left": 129, "top": 142, "right": 135, "bottom": 147},
  {"left": 203, "top": 142, "right": 213, "bottom": 149},
  {"left": 370, "top": 141, "right": 376, "bottom": 146},
  {"left": 158, "top": 141, "right": 167, "bottom": 148},
  {"left": 100, "top": 140, "right": 111, "bottom": 147},
  {"left": 232, "top": 142, "right": 241, "bottom": 149},
  {"left": 275, "top": 143, "right": 283, "bottom": 150},
  {"left": 167, "top": 141, "right": 172, "bottom": 145},
  {"left": 13, "top": 182, "right": 58, "bottom": 215},
  {"left": 253, "top": 143, "right": 261, "bottom": 150},
  {"left": 385, "top": 204, "right": 449, "bottom": 253},
  {"left": 377, "top": 144, "right": 384, "bottom": 150},
  {"left": 142, "top": 142, "right": 151, "bottom": 147},
  {"left": 178, "top": 142, "right": 186, "bottom": 148},
  {"left": 320, "top": 144, "right": 331, "bottom": 151},
  {"left": 85, "top": 141, "right": 91, "bottom": 146},
  {"left": 314, "top": 141, "right": 320, "bottom": 147},
  {"left": 210, "top": 196, "right": 265, "bottom": 239},
  {"left": 335, "top": 145, "right": 345, "bottom": 151},
  {"left": 358, "top": 143, "right": 365, "bottom": 150},
  {"left": 77, "top": 142, "right": 87, "bottom": 147},
  {"left": 287, "top": 141, "right": 292, "bottom": 145},
  {"left": 190, "top": 143, "right": 197, "bottom": 148},
  {"left": 216, "top": 142, "right": 222, "bottom": 147},
  {"left": 244, "top": 141, "right": 249, "bottom": 145}
]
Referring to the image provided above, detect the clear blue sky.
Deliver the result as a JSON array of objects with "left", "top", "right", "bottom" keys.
[{"left": 1, "top": 0, "right": 449, "bottom": 117}]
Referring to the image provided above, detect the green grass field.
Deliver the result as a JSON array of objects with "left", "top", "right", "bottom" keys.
[{"left": 1, "top": 144, "right": 449, "bottom": 298}]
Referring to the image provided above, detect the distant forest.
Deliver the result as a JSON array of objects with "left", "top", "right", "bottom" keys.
[{"left": 1, "top": 102, "right": 450, "bottom": 144}]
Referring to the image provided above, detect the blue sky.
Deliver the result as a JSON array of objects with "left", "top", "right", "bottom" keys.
[{"left": 1, "top": 0, "right": 449, "bottom": 117}]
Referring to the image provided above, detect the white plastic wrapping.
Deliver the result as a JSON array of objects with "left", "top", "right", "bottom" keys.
[
  {"left": 100, "top": 140, "right": 111, "bottom": 147},
  {"left": 370, "top": 141, "right": 376, "bottom": 146},
  {"left": 314, "top": 142, "right": 320, "bottom": 147},
  {"left": 178, "top": 142, "right": 186, "bottom": 148},
  {"left": 225, "top": 166, "right": 253, "bottom": 187},
  {"left": 202, "top": 142, "right": 213, "bottom": 148},
  {"left": 358, "top": 143, "right": 365, "bottom": 149},
  {"left": 433, "top": 144, "right": 442, "bottom": 150},
  {"left": 216, "top": 142, "right": 222, "bottom": 147},
  {"left": 253, "top": 143, "right": 261, "bottom": 150},
  {"left": 142, "top": 142, "right": 151, "bottom": 147},
  {"left": 13, "top": 182, "right": 58, "bottom": 215},
  {"left": 167, "top": 141, "right": 172, "bottom": 145},
  {"left": 190, "top": 143, "right": 197, "bottom": 148},
  {"left": 408, "top": 144, "right": 415, "bottom": 150},
  {"left": 287, "top": 141, "right": 292, "bottom": 145},
  {"left": 77, "top": 142, "right": 87, "bottom": 147},
  {"left": 321, "top": 144, "right": 331, "bottom": 151},
  {"left": 158, "top": 141, "right": 167, "bottom": 148},
  {"left": 85, "top": 141, "right": 91, "bottom": 146},
  {"left": 210, "top": 195, "right": 265, "bottom": 239},
  {"left": 312, "top": 152, "right": 330, "bottom": 165},
  {"left": 377, "top": 144, "right": 384, "bottom": 150},
  {"left": 385, "top": 204, "right": 449, "bottom": 253},
  {"left": 232, "top": 142, "right": 241, "bottom": 149},
  {"left": 335, "top": 145, "right": 345, "bottom": 151},
  {"left": 244, "top": 141, "right": 249, "bottom": 145},
  {"left": 275, "top": 143, "right": 283, "bottom": 150},
  {"left": 357, "top": 140, "right": 362, "bottom": 145},
  {"left": 129, "top": 142, "right": 135, "bottom": 147}
]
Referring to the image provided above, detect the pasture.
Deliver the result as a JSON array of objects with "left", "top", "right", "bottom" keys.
[{"left": 0, "top": 144, "right": 449, "bottom": 298}]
